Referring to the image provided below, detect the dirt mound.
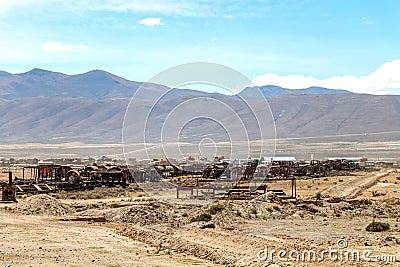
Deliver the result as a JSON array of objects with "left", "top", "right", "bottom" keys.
[
  {"left": 118, "top": 225, "right": 254, "bottom": 266},
  {"left": 16, "top": 194, "right": 73, "bottom": 215},
  {"left": 205, "top": 192, "right": 293, "bottom": 229},
  {"left": 252, "top": 191, "right": 284, "bottom": 203},
  {"left": 105, "top": 205, "right": 169, "bottom": 225},
  {"left": 84, "top": 202, "right": 182, "bottom": 226}
]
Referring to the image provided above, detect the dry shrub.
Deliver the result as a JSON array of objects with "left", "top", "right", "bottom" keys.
[{"left": 366, "top": 221, "right": 390, "bottom": 232}]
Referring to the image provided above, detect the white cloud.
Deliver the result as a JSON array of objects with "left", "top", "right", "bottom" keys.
[
  {"left": 138, "top": 17, "right": 162, "bottom": 27},
  {"left": 224, "top": 14, "right": 234, "bottom": 19},
  {"left": 361, "top": 17, "right": 374, "bottom": 25},
  {"left": 42, "top": 41, "right": 88, "bottom": 52},
  {"left": 252, "top": 59, "right": 400, "bottom": 94}
]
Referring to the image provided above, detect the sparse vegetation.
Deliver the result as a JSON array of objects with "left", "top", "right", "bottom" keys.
[
  {"left": 249, "top": 207, "right": 257, "bottom": 215},
  {"left": 266, "top": 203, "right": 280, "bottom": 211},
  {"left": 366, "top": 221, "right": 390, "bottom": 232},
  {"left": 190, "top": 213, "right": 212, "bottom": 222},
  {"left": 200, "top": 223, "right": 215, "bottom": 229},
  {"left": 223, "top": 225, "right": 235, "bottom": 231},
  {"left": 327, "top": 197, "right": 343, "bottom": 203},
  {"left": 371, "top": 190, "right": 386, "bottom": 197},
  {"left": 209, "top": 203, "right": 224, "bottom": 215}
]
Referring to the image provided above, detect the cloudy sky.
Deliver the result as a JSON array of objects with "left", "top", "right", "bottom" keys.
[{"left": 0, "top": 0, "right": 399, "bottom": 94}]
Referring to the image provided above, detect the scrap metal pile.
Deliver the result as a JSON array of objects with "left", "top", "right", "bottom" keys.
[
  {"left": 153, "top": 160, "right": 229, "bottom": 180},
  {"left": 227, "top": 159, "right": 362, "bottom": 200},
  {"left": 2, "top": 158, "right": 362, "bottom": 200},
  {"left": 1, "top": 172, "right": 17, "bottom": 202},
  {"left": 263, "top": 159, "right": 361, "bottom": 179},
  {"left": 10, "top": 164, "right": 133, "bottom": 195},
  {"left": 152, "top": 158, "right": 361, "bottom": 182}
]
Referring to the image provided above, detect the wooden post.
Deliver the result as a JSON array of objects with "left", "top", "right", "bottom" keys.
[
  {"left": 291, "top": 177, "right": 296, "bottom": 199},
  {"left": 8, "top": 171, "right": 12, "bottom": 185},
  {"left": 291, "top": 178, "right": 294, "bottom": 198}
]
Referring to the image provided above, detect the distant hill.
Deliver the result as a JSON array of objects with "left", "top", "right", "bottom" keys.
[
  {"left": 268, "top": 93, "right": 400, "bottom": 138},
  {"left": 0, "top": 94, "right": 399, "bottom": 144},
  {"left": 0, "top": 68, "right": 398, "bottom": 144},
  {"left": 0, "top": 68, "right": 166, "bottom": 100},
  {"left": 0, "top": 69, "right": 350, "bottom": 100},
  {"left": 0, "top": 97, "right": 128, "bottom": 143},
  {"left": 239, "top": 85, "right": 351, "bottom": 99}
]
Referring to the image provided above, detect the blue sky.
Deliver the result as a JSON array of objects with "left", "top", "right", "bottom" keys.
[{"left": 0, "top": 0, "right": 399, "bottom": 94}]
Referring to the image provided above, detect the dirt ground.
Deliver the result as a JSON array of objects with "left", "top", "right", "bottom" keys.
[
  {"left": 0, "top": 213, "right": 221, "bottom": 267},
  {"left": 1, "top": 169, "right": 400, "bottom": 267}
]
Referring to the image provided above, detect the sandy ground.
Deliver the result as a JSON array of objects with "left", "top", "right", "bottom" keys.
[
  {"left": 1, "top": 169, "right": 400, "bottom": 267},
  {"left": 0, "top": 213, "right": 221, "bottom": 267}
]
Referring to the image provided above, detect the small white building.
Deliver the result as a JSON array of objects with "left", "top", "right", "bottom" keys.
[{"left": 261, "top": 156, "right": 296, "bottom": 163}]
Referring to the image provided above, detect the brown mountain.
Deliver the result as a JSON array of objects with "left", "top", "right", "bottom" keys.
[
  {"left": 0, "top": 69, "right": 398, "bottom": 144},
  {"left": 269, "top": 93, "right": 400, "bottom": 140}
]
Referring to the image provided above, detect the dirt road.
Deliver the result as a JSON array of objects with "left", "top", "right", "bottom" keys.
[{"left": 320, "top": 170, "right": 392, "bottom": 199}]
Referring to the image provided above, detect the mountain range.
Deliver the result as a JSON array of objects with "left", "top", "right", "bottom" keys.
[
  {"left": 0, "top": 68, "right": 350, "bottom": 100},
  {"left": 0, "top": 68, "right": 398, "bottom": 144}
]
